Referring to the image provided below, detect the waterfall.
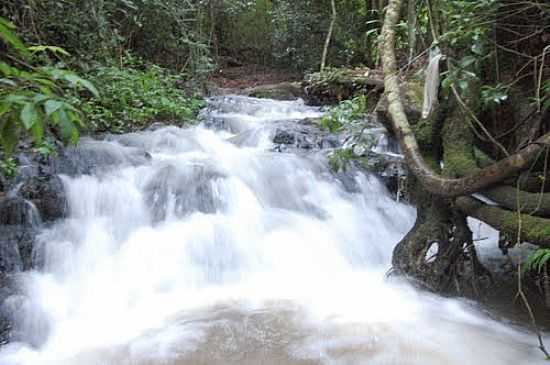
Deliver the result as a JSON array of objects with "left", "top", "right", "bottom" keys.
[{"left": 0, "top": 96, "right": 544, "bottom": 365}]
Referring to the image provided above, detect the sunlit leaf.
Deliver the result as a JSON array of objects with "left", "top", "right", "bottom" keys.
[
  {"left": 20, "top": 102, "right": 39, "bottom": 129},
  {"left": 28, "top": 45, "right": 71, "bottom": 56},
  {"left": 44, "top": 100, "right": 64, "bottom": 116}
]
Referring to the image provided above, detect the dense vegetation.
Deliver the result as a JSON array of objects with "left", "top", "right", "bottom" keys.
[{"left": 1, "top": 0, "right": 550, "bottom": 342}]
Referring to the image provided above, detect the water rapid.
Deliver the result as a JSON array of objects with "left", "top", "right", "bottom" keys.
[{"left": 0, "top": 96, "right": 544, "bottom": 364}]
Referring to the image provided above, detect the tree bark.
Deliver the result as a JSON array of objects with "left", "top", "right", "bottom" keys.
[
  {"left": 381, "top": 0, "right": 550, "bottom": 198},
  {"left": 320, "top": 0, "right": 337, "bottom": 72},
  {"left": 407, "top": 0, "right": 417, "bottom": 62}
]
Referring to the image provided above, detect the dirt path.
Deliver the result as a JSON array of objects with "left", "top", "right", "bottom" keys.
[{"left": 209, "top": 64, "right": 301, "bottom": 89}]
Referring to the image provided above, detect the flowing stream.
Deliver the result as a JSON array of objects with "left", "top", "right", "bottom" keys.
[{"left": 0, "top": 96, "right": 545, "bottom": 364}]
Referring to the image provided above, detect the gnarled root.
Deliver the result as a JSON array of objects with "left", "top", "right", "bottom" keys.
[{"left": 392, "top": 177, "right": 491, "bottom": 296}]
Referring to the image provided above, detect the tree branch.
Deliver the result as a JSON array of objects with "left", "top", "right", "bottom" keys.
[{"left": 456, "top": 196, "right": 550, "bottom": 248}]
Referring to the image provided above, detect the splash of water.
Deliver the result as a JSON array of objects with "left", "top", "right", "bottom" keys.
[{"left": 0, "top": 96, "right": 544, "bottom": 365}]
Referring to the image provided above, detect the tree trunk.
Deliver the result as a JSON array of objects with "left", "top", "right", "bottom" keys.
[
  {"left": 407, "top": 0, "right": 417, "bottom": 62},
  {"left": 320, "top": 0, "right": 337, "bottom": 72}
]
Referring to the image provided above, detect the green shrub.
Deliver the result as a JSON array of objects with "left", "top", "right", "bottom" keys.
[{"left": 78, "top": 59, "right": 204, "bottom": 133}]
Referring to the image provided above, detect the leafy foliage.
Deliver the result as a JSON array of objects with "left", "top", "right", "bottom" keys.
[
  {"left": 524, "top": 248, "right": 550, "bottom": 273},
  {"left": 439, "top": 0, "right": 499, "bottom": 93},
  {"left": 328, "top": 148, "right": 354, "bottom": 172},
  {"left": 321, "top": 95, "right": 368, "bottom": 133},
  {"left": 480, "top": 84, "right": 509, "bottom": 109},
  {"left": 0, "top": 17, "right": 97, "bottom": 154},
  {"left": 0, "top": 156, "right": 17, "bottom": 178},
  {"left": 1, "top": 0, "right": 213, "bottom": 74},
  {"left": 78, "top": 58, "right": 204, "bottom": 133}
]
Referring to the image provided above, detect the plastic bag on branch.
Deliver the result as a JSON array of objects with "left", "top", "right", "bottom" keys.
[{"left": 422, "top": 47, "right": 442, "bottom": 119}]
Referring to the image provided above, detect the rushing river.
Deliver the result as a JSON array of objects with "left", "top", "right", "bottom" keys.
[{"left": 0, "top": 96, "right": 545, "bottom": 364}]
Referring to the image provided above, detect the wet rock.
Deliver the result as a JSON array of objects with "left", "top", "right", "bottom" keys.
[
  {"left": 0, "top": 226, "right": 37, "bottom": 273},
  {"left": 202, "top": 116, "right": 248, "bottom": 134},
  {"left": 271, "top": 123, "right": 324, "bottom": 151},
  {"left": 0, "top": 274, "right": 19, "bottom": 345},
  {"left": 357, "top": 152, "right": 407, "bottom": 195},
  {"left": 19, "top": 176, "right": 67, "bottom": 223},
  {"left": 320, "top": 135, "right": 341, "bottom": 149},
  {"left": 0, "top": 174, "right": 5, "bottom": 194},
  {"left": 0, "top": 197, "right": 39, "bottom": 272},
  {"left": 0, "top": 198, "right": 40, "bottom": 227},
  {"left": 144, "top": 164, "right": 225, "bottom": 222},
  {"left": 49, "top": 139, "right": 151, "bottom": 176}
]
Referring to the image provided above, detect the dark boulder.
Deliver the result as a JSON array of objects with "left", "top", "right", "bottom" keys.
[
  {"left": 19, "top": 176, "right": 68, "bottom": 223},
  {"left": 0, "top": 197, "right": 40, "bottom": 227},
  {"left": 271, "top": 122, "right": 325, "bottom": 151},
  {"left": 49, "top": 139, "right": 151, "bottom": 176}
]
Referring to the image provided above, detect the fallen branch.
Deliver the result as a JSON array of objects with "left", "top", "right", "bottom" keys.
[{"left": 482, "top": 186, "right": 550, "bottom": 217}]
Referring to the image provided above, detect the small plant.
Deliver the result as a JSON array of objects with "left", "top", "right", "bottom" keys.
[
  {"left": 480, "top": 84, "right": 509, "bottom": 109},
  {"left": 524, "top": 248, "right": 550, "bottom": 274},
  {"left": 328, "top": 148, "right": 354, "bottom": 172},
  {"left": 33, "top": 139, "right": 57, "bottom": 157},
  {"left": 320, "top": 95, "right": 368, "bottom": 133},
  {"left": 0, "top": 157, "right": 17, "bottom": 178}
]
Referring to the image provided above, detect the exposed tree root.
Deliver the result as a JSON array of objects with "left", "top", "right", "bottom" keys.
[{"left": 392, "top": 176, "right": 491, "bottom": 295}]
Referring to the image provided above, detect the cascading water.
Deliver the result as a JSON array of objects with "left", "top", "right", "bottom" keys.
[{"left": 0, "top": 96, "right": 545, "bottom": 364}]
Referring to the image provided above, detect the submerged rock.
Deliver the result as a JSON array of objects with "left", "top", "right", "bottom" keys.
[{"left": 144, "top": 163, "right": 225, "bottom": 222}]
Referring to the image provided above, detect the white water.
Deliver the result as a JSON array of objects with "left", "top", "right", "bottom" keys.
[{"left": 0, "top": 97, "right": 544, "bottom": 364}]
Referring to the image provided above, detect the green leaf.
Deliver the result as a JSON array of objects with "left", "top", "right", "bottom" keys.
[
  {"left": 55, "top": 109, "right": 79, "bottom": 144},
  {"left": 63, "top": 73, "right": 100, "bottom": 97},
  {"left": 20, "top": 102, "right": 39, "bottom": 129},
  {"left": 459, "top": 56, "right": 477, "bottom": 69},
  {"left": 0, "top": 62, "right": 17, "bottom": 77},
  {"left": 32, "top": 94, "right": 50, "bottom": 103},
  {"left": 0, "top": 17, "right": 31, "bottom": 60},
  {"left": 28, "top": 45, "right": 71, "bottom": 56},
  {"left": 0, "top": 78, "right": 16, "bottom": 87},
  {"left": 0, "top": 102, "right": 10, "bottom": 117},
  {"left": 30, "top": 118, "right": 44, "bottom": 143},
  {"left": 5, "top": 94, "right": 29, "bottom": 104},
  {"left": 44, "top": 100, "right": 64, "bottom": 116},
  {"left": 0, "top": 118, "right": 20, "bottom": 155}
]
